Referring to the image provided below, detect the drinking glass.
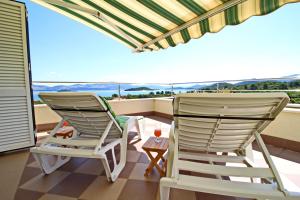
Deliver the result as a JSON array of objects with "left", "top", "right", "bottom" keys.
[{"left": 154, "top": 124, "right": 162, "bottom": 143}]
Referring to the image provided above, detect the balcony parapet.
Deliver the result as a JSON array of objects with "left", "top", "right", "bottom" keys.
[{"left": 34, "top": 98, "right": 300, "bottom": 152}]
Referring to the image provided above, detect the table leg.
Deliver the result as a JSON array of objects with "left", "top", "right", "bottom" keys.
[{"left": 144, "top": 150, "right": 166, "bottom": 177}]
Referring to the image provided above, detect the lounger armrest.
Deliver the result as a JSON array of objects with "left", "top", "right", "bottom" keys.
[
  {"left": 94, "top": 120, "right": 113, "bottom": 154},
  {"left": 98, "top": 138, "right": 122, "bottom": 154},
  {"left": 167, "top": 121, "right": 175, "bottom": 178}
]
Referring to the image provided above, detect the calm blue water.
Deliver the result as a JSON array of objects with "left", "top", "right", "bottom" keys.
[{"left": 33, "top": 89, "right": 189, "bottom": 100}]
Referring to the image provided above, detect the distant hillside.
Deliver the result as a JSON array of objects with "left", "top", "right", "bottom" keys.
[
  {"left": 198, "top": 80, "right": 300, "bottom": 91},
  {"left": 125, "top": 87, "right": 154, "bottom": 91},
  {"left": 202, "top": 83, "right": 234, "bottom": 90}
]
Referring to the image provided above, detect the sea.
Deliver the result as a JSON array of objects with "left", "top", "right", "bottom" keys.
[{"left": 32, "top": 89, "right": 190, "bottom": 101}]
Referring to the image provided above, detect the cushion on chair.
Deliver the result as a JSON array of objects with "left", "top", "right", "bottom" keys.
[
  {"left": 115, "top": 116, "right": 130, "bottom": 130},
  {"left": 99, "top": 97, "right": 130, "bottom": 130},
  {"left": 99, "top": 97, "right": 117, "bottom": 118}
]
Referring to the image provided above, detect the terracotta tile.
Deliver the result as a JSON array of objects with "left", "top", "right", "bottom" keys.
[
  {"left": 18, "top": 167, "right": 42, "bottom": 186},
  {"left": 105, "top": 149, "right": 113, "bottom": 161},
  {"left": 27, "top": 161, "right": 40, "bottom": 168},
  {"left": 138, "top": 152, "right": 150, "bottom": 164},
  {"left": 127, "top": 140, "right": 144, "bottom": 152},
  {"left": 58, "top": 157, "right": 88, "bottom": 172},
  {"left": 38, "top": 193, "right": 76, "bottom": 200},
  {"left": 80, "top": 176, "right": 127, "bottom": 200},
  {"left": 195, "top": 192, "right": 246, "bottom": 200},
  {"left": 14, "top": 189, "right": 44, "bottom": 200},
  {"left": 126, "top": 150, "right": 141, "bottom": 162},
  {"left": 119, "top": 162, "right": 136, "bottom": 178},
  {"left": 170, "top": 188, "right": 196, "bottom": 200},
  {"left": 20, "top": 170, "right": 70, "bottom": 192},
  {"left": 27, "top": 154, "right": 36, "bottom": 165},
  {"left": 118, "top": 179, "right": 158, "bottom": 200},
  {"left": 278, "top": 149, "right": 300, "bottom": 163},
  {"left": 129, "top": 163, "right": 160, "bottom": 182},
  {"left": 48, "top": 173, "right": 97, "bottom": 198},
  {"left": 0, "top": 150, "right": 29, "bottom": 200},
  {"left": 75, "top": 159, "right": 105, "bottom": 175}
]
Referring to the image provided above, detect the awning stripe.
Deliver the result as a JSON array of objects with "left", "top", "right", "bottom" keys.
[
  {"left": 137, "top": 0, "right": 190, "bottom": 46},
  {"left": 32, "top": 0, "right": 300, "bottom": 52},
  {"left": 177, "top": 0, "right": 207, "bottom": 15},
  {"left": 81, "top": 0, "right": 155, "bottom": 40},
  {"left": 260, "top": 0, "right": 280, "bottom": 14},
  {"left": 137, "top": 0, "right": 185, "bottom": 25},
  {"left": 199, "top": 19, "right": 210, "bottom": 35},
  {"left": 225, "top": 5, "right": 240, "bottom": 25},
  {"left": 103, "top": 0, "right": 167, "bottom": 33}
]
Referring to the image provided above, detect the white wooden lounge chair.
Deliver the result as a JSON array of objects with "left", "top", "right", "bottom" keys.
[
  {"left": 160, "top": 93, "right": 300, "bottom": 200},
  {"left": 30, "top": 92, "right": 142, "bottom": 182}
]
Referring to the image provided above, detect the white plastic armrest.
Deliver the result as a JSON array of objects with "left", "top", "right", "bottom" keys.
[
  {"left": 94, "top": 120, "right": 113, "bottom": 154},
  {"left": 167, "top": 121, "right": 175, "bottom": 178}
]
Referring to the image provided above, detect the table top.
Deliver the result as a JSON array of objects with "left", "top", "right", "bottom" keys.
[
  {"left": 142, "top": 137, "right": 169, "bottom": 152},
  {"left": 56, "top": 126, "right": 73, "bottom": 134}
]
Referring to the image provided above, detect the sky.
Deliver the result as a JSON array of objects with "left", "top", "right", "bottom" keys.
[{"left": 22, "top": 0, "right": 300, "bottom": 84}]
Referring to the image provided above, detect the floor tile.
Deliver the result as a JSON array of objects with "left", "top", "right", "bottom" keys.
[
  {"left": 27, "top": 154, "right": 36, "bottom": 165},
  {"left": 38, "top": 193, "right": 77, "bottom": 200},
  {"left": 138, "top": 152, "right": 150, "bottom": 163},
  {"left": 20, "top": 170, "right": 70, "bottom": 192},
  {"left": 48, "top": 173, "right": 97, "bottom": 198},
  {"left": 18, "top": 167, "right": 42, "bottom": 186},
  {"left": 129, "top": 163, "right": 160, "bottom": 182},
  {"left": 195, "top": 192, "right": 251, "bottom": 200},
  {"left": 75, "top": 159, "right": 105, "bottom": 175},
  {"left": 27, "top": 161, "right": 40, "bottom": 168},
  {"left": 118, "top": 179, "right": 158, "bottom": 200},
  {"left": 279, "top": 149, "right": 300, "bottom": 163},
  {"left": 170, "top": 188, "right": 196, "bottom": 200},
  {"left": 80, "top": 176, "right": 127, "bottom": 200},
  {"left": 14, "top": 189, "right": 44, "bottom": 200},
  {"left": 119, "top": 162, "right": 136, "bottom": 178},
  {"left": 0, "top": 150, "right": 30, "bottom": 200},
  {"left": 126, "top": 150, "right": 142, "bottom": 162},
  {"left": 58, "top": 157, "right": 88, "bottom": 172}
]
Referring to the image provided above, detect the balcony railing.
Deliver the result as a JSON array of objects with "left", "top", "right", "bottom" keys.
[{"left": 33, "top": 76, "right": 300, "bottom": 104}]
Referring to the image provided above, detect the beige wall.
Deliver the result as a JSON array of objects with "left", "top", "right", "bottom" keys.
[
  {"left": 34, "top": 104, "right": 61, "bottom": 125},
  {"left": 109, "top": 98, "right": 154, "bottom": 115},
  {"left": 154, "top": 98, "right": 173, "bottom": 115},
  {"left": 263, "top": 108, "right": 300, "bottom": 142},
  {"left": 34, "top": 99, "right": 300, "bottom": 142}
]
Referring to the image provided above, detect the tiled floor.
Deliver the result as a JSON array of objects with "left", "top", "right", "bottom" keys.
[{"left": 1, "top": 116, "right": 300, "bottom": 200}]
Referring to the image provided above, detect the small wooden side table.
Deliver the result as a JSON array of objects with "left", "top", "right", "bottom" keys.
[
  {"left": 54, "top": 126, "right": 74, "bottom": 139},
  {"left": 142, "top": 137, "right": 169, "bottom": 177}
]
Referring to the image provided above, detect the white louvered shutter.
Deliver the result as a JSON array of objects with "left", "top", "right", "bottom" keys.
[{"left": 0, "top": 0, "right": 35, "bottom": 152}]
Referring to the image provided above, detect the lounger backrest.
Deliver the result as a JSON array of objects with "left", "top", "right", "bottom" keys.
[
  {"left": 39, "top": 92, "right": 122, "bottom": 139},
  {"left": 173, "top": 93, "right": 289, "bottom": 153}
]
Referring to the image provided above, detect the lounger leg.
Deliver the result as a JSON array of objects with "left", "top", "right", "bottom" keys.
[
  {"left": 33, "top": 153, "right": 70, "bottom": 174},
  {"left": 135, "top": 117, "right": 143, "bottom": 139},
  {"left": 160, "top": 183, "right": 170, "bottom": 200},
  {"left": 101, "top": 138, "right": 127, "bottom": 182},
  {"left": 101, "top": 157, "right": 113, "bottom": 182}
]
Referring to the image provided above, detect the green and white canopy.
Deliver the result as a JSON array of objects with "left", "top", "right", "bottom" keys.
[{"left": 32, "top": 0, "right": 299, "bottom": 52}]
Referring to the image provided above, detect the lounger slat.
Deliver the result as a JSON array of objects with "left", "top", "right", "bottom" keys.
[
  {"left": 31, "top": 146, "right": 101, "bottom": 158},
  {"left": 171, "top": 175, "right": 285, "bottom": 199},
  {"left": 179, "top": 104, "right": 274, "bottom": 115},
  {"left": 48, "top": 137, "right": 99, "bottom": 147},
  {"left": 177, "top": 160, "right": 274, "bottom": 178},
  {"left": 179, "top": 143, "right": 237, "bottom": 152},
  {"left": 178, "top": 152, "right": 245, "bottom": 163}
]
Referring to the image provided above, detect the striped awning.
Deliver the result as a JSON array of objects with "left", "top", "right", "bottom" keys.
[{"left": 32, "top": 0, "right": 299, "bottom": 52}]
